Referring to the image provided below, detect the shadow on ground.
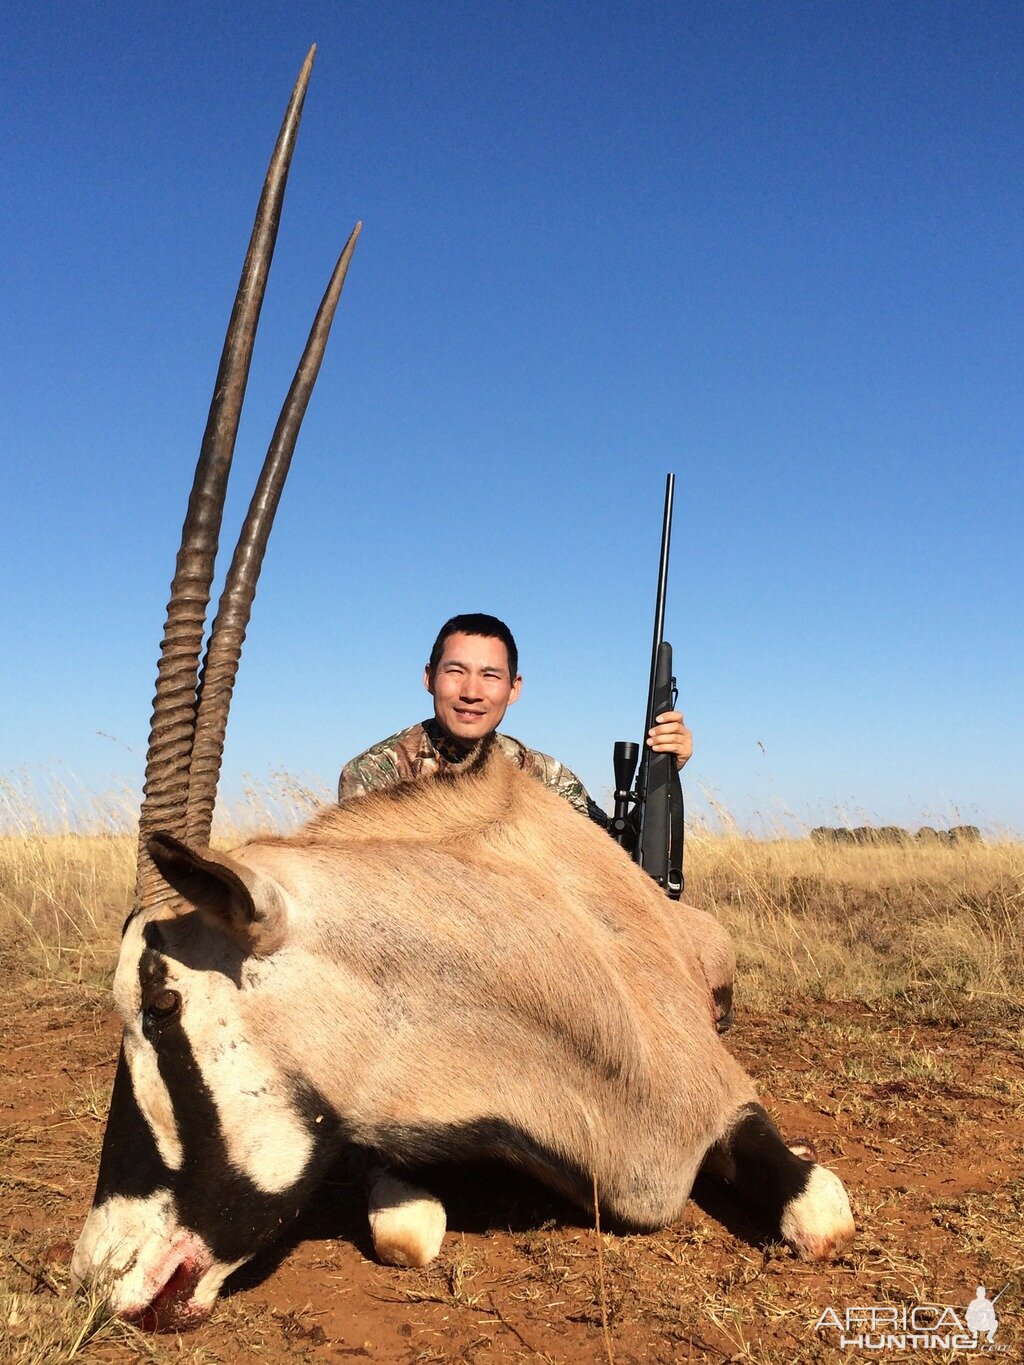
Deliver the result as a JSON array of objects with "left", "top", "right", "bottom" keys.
[{"left": 225, "top": 1150, "right": 779, "bottom": 1299}]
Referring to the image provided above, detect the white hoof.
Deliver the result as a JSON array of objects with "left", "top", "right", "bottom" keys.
[
  {"left": 368, "top": 1171, "right": 446, "bottom": 1268},
  {"left": 780, "top": 1164, "right": 855, "bottom": 1261}
]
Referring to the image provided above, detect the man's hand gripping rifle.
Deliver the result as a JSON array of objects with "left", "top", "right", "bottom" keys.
[{"left": 609, "top": 473, "right": 684, "bottom": 899}]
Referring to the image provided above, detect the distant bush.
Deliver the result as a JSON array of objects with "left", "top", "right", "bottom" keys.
[
  {"left": 811, "top": 825, "right": 982, "bottom": 846},
  {"left": 949, "top": 824, "right": 982, "bottom": 843}
]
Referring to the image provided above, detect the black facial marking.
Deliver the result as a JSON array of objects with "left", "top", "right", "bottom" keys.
[
  {"left": 137, "top": 939, "right": 177, "bottom": 1041},
  {"left": 93, "top": 1046, "right": 170, "bottom": 1204},
  {"left": 144, "top": 912, "right": 244, "bottom": 987},
  {"left": 90, "top": 924, "right": 349, "bottom": 1267},
  {"left": 140, "top": 923, "right": 168, "bottom": 990}
]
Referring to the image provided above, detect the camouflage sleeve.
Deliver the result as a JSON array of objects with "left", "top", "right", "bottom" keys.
[
  {"left": 337, "top": 749, "right": 404, "bottom": 803},
  {"left": 339, "top": 724, "right": 435, "bottom": 803},
  {"left": 550, "top": 768, "right": 594, "bottom": 818},
  {"left": 557, "top": 773, "right": 609, "bottom": 827},
  {"left": 527, "top": 749, "right": 608, "bottom": 826}
]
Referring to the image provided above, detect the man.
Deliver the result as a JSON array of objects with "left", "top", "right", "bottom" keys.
[{"left": 338, "top": 612, "right": 693, "bottom": 820}]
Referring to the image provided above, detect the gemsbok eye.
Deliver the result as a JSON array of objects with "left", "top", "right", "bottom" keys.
[{"left": 144, "top": 989, "right": 181, "bottom": 1023}]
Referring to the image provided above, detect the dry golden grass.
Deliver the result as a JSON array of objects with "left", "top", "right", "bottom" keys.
[
  {"left": 684, "top": 826, "right": 1023, "bottom": 1015},
  {"left": 0, "top": 776, "right": 136, "bottom": 982},
  {"left": 1, "top": 1252, "right": 151, "bottom": 1365},
  {"left": 1, "top": 1237, "right": 243, "bottom": 1364},
  {"left": 0, "top": 770, "right": 328, "bottom": 983},
  {"left": 2, "top": 771, "right": 1021, "bottom": 1019}
]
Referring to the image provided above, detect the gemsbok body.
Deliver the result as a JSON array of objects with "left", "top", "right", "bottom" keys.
[{"left": 72, "top": 50, "right": 854, "bottom": 1331}]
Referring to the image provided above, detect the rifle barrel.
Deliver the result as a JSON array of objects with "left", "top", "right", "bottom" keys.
[
  {"left": 643, "top": 473, "right": 675, "bottom": 743},
  {"left": 636, "top": 472, "right": 675, "bottom": 862}
]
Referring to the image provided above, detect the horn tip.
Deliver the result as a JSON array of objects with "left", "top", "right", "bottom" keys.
[{"left": 297, "top": 45, "right": 316, "bottom": 83}]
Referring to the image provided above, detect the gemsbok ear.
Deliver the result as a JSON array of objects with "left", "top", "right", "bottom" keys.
[{"left": 146, "top": 833, "right": 288, "bottom": 957}]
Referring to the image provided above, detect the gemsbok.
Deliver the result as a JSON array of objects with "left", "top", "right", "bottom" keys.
[{"left": 72, "top": 48, "right": 855, "bottom": 1330}]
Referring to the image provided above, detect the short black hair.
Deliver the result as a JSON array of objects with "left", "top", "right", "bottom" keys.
[{"left": 428, "top": 614, "right": 519, "bottom": 680}]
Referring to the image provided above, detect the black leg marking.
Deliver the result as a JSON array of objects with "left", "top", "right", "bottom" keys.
[{"left": 716, "top": 1103, "right": 812, "bottom": 1224}]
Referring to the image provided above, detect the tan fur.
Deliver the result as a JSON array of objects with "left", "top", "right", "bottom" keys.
[
  {"left": 266, "top": 747, "right": 733, "bottom": 1021},
  {"left": 226, "top": 743, "right": 756, "bottom": 1228}
]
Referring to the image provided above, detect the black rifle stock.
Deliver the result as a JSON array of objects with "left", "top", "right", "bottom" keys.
[{"left": 610, "top": 474, "right": 684, "bottom": 899}]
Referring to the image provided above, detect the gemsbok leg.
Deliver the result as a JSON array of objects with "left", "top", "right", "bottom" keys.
[
  {"left": 366, "top": 1166, "right": 447, "bottom": 1268},
  {"left": 703, "top": 1103, "right": 855, "bottom": 1260}
]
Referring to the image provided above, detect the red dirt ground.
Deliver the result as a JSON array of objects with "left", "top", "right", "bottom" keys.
[{"left": 3, "top": 978, "right": 1022, "bottom": 1362}]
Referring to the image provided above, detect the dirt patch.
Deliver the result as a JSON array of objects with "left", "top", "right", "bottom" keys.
[{"left": 2, "top": 980, "right": 1022, "bottom": 1362}]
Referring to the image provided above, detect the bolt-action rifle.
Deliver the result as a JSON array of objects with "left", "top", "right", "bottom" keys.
[{"left": 609, "top": 474, "right": 684, "bottom": 899}]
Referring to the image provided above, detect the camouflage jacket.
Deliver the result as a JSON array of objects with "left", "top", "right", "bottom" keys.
[{"left": 338, "top": 719, "right": 606, "bottom": 823}]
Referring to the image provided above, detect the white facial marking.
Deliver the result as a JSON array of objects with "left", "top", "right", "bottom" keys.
[
  {"left": 186, "top": 987, "right": 314, "bottom": 1193},
  {"left": 72, "top": 1191, "right": 177, "bottom": 1313},
  {"left": 123, "top": 1032, "right": 184, "bottom": 1170},
  {"left": 115, "top": 913, "right": 312, "bottom": 1194},
  {"left": 188, "top": 1254, "right": 249, "bottom": 1312}
]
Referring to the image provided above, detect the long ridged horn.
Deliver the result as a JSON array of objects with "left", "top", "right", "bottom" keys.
[
  {"left": 185, "top": 221, "right": 362, "bottom": 846},
  {"left": 136, "top": 47, "right": 317, "bottom": 913}
]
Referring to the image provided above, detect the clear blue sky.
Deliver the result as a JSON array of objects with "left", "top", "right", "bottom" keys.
[{"left": 3, "top": 2, "right": 1021, "bottom": 834}]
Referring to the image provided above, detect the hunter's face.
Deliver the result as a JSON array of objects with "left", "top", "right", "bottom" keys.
[{"left": 425, "top": 632, "right": 522, "bottom": 741}]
